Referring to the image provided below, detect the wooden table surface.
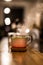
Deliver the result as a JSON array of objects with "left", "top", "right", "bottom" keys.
[{"left": 0, "top": 38, "right": 43, "bottom": 65}]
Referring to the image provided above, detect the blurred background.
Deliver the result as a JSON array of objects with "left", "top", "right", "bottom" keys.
[
  {"left": 0, "top": 0, "right": 43, "bottom": 52},
  {"left": 0, "top": 0, "right": 43, "bottom": 65}
]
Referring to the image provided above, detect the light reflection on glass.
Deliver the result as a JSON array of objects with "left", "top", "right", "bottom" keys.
[{"left": 25, "top": 29, "right": 30, "bottom": 33}]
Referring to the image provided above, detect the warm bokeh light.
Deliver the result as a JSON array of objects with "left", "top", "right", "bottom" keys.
[
  {"left": 4, "top": 17, "right": 11, "bottom": 25},
  {"left": 35, "top": 12, "right": 41, "bottom": 27},
  {"left": 4, "top": 0, "right": 12, "bottom": 2},
  {"left": 11, "top": 23, "right": 16, "bottom": 29},
  {"left": 4, "top": 8, "right": 11, "bottom": 14}
]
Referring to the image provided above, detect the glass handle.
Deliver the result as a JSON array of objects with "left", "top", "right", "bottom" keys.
[{"left": 27, "top": 36, "right": 32, "bottom": 46}]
